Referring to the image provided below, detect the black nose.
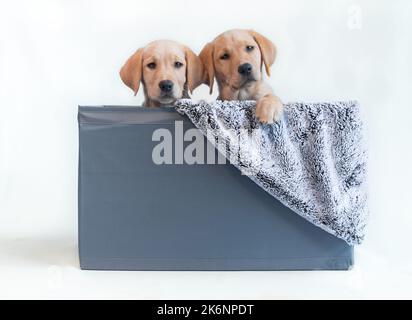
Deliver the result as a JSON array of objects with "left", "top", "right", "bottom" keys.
[
  {"left": 159, "top": 80, "right": 174, "bottom": 93},
  {"left": 238, "top": 63, "right": 253, "bottom": 75}
]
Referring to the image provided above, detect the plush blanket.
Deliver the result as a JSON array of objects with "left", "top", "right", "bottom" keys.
[{"left": 175, "top": 99, "right": 368, "bottom": 245}]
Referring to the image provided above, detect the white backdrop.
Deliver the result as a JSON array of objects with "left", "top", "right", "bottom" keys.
[{"left": 0, "top": 0, "right": 411, "bottom": 299}]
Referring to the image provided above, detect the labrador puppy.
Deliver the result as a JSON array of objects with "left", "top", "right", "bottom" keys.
[
  {"left": 120, "top": 40, "right": 204, "bottom": 107},
  {"left": 200, "top": 29, "right": 283, "bottom": 123}
]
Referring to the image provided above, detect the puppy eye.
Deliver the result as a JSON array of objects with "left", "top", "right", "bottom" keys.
[
  {"left": 147, "top": 62, "right": 156, "bottom": 69},
  {"left": 246, "top": 45, "right": 255, "bottom": 52},
  {"left": 220, "top": 53, "right": 230, "bottom": 60},
  {"left": 174, "top": 61, "right": 183, "bottom": 68}
]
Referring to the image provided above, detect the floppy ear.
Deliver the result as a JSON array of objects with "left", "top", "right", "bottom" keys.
[
  {"left": 184, "top": 47, "right": 205, "bottom": 94},
  {"left": 249, "top": 30, "right": 276, "bottom": 77},
  {"left": 119, "top": 48, "right": 143, "bottom": 95},
  {"left": 199, "top": 42, "right": 215, "bottom": 94}
]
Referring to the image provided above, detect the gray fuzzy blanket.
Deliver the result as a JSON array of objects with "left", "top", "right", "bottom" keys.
[{"left": 175, "top": 99, "right": 368, "bottom": 245}]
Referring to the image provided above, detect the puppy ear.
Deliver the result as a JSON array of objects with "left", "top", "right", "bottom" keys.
[
  {"left": 119, "top": 48, "right": 143, "bottom": 95},
  {"left": 184, "top": 47, "right": 205, "bottom": 94},
  {"left": 249, "top": 30, "right": 276, "bottom": 77},
  {"left": 199, "top": 42, "right": 215, "bottom": 94}
]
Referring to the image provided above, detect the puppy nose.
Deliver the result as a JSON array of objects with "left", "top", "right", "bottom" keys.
[
  {"left": 238, "top": 63, "right": 253, "bottom": 75},
  {"left": 159, "top": 80, "right": 174, "bottom": 93}
]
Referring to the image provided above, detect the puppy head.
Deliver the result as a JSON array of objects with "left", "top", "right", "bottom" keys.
[
  {"left": 120, "top": 40, "right": 204, "bottom": 105},
  {"left": 199, "top": 29, "right": 276, "bottom": 93}
]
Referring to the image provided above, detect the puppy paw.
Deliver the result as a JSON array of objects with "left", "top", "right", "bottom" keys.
[{"left": 255, "top": 96, "right": 283, "bottom": 124}]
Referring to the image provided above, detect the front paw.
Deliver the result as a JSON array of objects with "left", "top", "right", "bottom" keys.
[{"left": 255, "top": 96, "right": 283, "bottom": 124}]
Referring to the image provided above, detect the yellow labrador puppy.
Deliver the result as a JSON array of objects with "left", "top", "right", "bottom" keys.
[
  {"left": 120, "top": 40, "right": 204, "bottom": 107},
  {"left": 200, "top": 29, "right": 283, "bottom": 123}
]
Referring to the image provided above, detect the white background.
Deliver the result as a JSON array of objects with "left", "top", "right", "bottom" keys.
[{"left": 0, "top": 0, "right": 411, "bottom": 299}]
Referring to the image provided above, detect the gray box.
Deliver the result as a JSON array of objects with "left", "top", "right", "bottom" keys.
[{"left": 78, "top": 106, "right": 354, "bottom": 270}]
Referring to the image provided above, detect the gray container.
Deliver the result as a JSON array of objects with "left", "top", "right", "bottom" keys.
[{"left": 78, "top": 106, "right": 354, "bottom": 270}]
